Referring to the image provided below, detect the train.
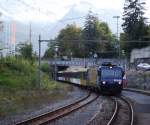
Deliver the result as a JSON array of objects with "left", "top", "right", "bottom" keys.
[
  {"left": 57, "top": 63, "right": 127, "bottom": 94},
  {"left": 97, "top": 63, "right": 125, "bottom": 94}
]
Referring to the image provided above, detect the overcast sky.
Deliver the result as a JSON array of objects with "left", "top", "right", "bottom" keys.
[{"left": 0, "top": 0, "right": 150, "bottom": 23}]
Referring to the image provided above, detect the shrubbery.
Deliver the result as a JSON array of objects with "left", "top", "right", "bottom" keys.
[
  {"left": 0, "top": 57, "right": 60, "bottom": 89},
  {"left": 40, "top": 63, "right": 49, "bottom": 74},
  {"left": 0, "top": 57, "right": 37, "bottom": 88},
  {"left": 0, "top": 57, "right": 65, "bottom": 117}
]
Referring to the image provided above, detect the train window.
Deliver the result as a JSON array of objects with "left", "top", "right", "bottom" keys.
[{"left": 101, "top": 69, "right": 122, "bottom": 79}]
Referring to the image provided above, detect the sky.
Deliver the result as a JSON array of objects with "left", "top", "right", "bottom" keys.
[
  {"left": 0, "top": 0, "right": 150, "bottom": 55},
  {"left": 0, "top": 0, "right": 150, "bottom": 23}
]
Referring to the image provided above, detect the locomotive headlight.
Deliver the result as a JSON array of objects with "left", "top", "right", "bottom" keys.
[
  {"left": 118, "top": 81, "right": 122, "bottom": 85},
  {"left": 114, "top": 79, "right": 122, "bottom": 84},
  {"left": 102, "top": 81, "right": 106, "bottom": 84}
]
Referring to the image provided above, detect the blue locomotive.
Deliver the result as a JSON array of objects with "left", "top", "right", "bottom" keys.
[
  {"left": 97, "top": 63, "right": 125, "bottom": 94},
  {"left": 57, "top": 63, "right": 127, "bottom": 95}
]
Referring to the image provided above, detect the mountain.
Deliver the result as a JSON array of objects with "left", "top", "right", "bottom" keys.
[
  {"left": 49, "top": 2, "right": 123, "bottom": 38},
  {"left": 0, "top": 1, "right": 123, "bottom": 56}
]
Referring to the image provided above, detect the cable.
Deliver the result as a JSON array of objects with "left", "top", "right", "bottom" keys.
[{"left": 1, "top": 0, "right": 55, "bottom": 19}]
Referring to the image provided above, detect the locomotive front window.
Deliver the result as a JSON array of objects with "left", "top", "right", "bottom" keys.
[{"left": 101, "top": 69, "right": 122, "bottom": 79}]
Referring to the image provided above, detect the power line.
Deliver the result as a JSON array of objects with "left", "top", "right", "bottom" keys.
[
  {"left": 39, "top": 39, "right": 150, "bottom": 43},
  {"left": 2, "top": 0, "right": 55, "bottom": 19},
  {"left": 16, "top": 0, "right": 55, "bottom": 16}
]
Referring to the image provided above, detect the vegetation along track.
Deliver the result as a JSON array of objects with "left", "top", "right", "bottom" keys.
[
  {"left": 107, "top": 96, "right": 134, "bottom": 125},
  {"left": 15, "top": 92, "right": 99, "bottom": 125}
]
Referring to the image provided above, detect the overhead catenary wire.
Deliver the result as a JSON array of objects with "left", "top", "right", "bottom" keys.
[
  {"left": 15, "top": 0, "right": 55, "bottom": 17},
  {"left": 0, "top": 0, "right": 56, "bottom": 21}
]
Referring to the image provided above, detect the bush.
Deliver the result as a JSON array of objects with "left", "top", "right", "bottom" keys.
[
  {"left": 40, "top": 63, "right": 49, "bottom": 74},
  {"left": 0, "top": 57, "right": 59, "bottom": 89}
]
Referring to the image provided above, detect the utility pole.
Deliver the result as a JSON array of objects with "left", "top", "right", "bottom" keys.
[
  {"left": 38, "top": 36, "right": 58, "bottom": 87},
  {"left": 38, "top": 35, "right": 41, "bottom": 88},
  {"left": 113, "top": 16, "right": 120, "bottom": 63},
  {"left": 11, "top": 20, "right": 16, "bottom": 56}
]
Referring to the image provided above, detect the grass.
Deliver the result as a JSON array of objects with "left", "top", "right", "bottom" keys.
[
  {"left": 0, "top": 57, "right": 37, "bottom": 88},
  {"left": 0, "top": 57, "right": 70, "bottom": 117},
  {"left": 0, "top": 57, "right": 61, "bottom": 89},
  {"left": 40, "top": 62, "right": 50, "bottom": 74}
]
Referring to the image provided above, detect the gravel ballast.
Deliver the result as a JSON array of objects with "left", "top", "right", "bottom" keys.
[
  {"left": 47, "top": 96, "right": 114, "bottom": 125},
  {"left": 0, "top": 85, "right": 87, "bottom": 125}
]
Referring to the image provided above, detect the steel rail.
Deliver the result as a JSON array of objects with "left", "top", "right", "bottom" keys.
[
  {"left": 120, "top": 96, "right": 134, "bottom": 125},
  {"left": 15, "top": 92, "right": 99, "bottom": 125},
  {"left": 85, "top": 97, "right": 118, "bottom": 125},
  {"left": 106, "top": 96, "right": 134, "bottom": 125},
  {"left": 124, "top": 88, "right": 150, "bottom": 96},
  {"left": 106, "top": 98, "right": 118, "bottom": 125}
]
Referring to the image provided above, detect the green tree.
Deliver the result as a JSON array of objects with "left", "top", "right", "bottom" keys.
[
  {"left": 44, "top": 24, "right": 83, "bottom": 58},
  {"left": 44, "top": 41, "right": 56, "bottom": 58},
  {"left": 82, "top": 11, "right": 115, "bottom": 57},
  {"left": 144, "top": 24, "right": 150, "bottom": 40},
  {"left": 16, "top": 42, "right": 33, "bottom": 60},
  {"left": 44, "top": 12, "right": 116, "bottom": 58},
  {"left": 122, "top": 0, "right": 146, "bottom": 40},
  {"left": 57, "top": 24, "right": 83, "bottom": 57},
  {"left": 122, "top": 0, "right": 149, "bottom": 58}
]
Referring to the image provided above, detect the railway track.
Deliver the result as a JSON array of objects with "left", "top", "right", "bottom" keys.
[
  {"left": 15, "top": 92, "right": 99, "bottom": 125},
  {"left": 86, "top": 96, "right": 134, "bottom": 125},
  {"left": 106, "top": 96, "right": 134, "bottom": 125}
]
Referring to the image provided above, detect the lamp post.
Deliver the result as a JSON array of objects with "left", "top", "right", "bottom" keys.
[
  {"left": 38, "top": 35, "right": 41, "bottom": 88},
  {"left": 122, "top": 50, "right": 126, "bottom": 70},
  {"left": 113, "top": 16, "right": 120, "bottom": 62}
]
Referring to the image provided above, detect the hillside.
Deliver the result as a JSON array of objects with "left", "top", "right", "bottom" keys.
[
  {"left": 0, "top": 57, "right": 68, "bottom": 118},
  {"left": 0, "top": 57, "right": 55, "bottom": 89}
]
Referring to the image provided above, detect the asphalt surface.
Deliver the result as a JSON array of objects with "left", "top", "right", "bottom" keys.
[{"left": 122, "top": 90, "right": 150, "bottom": 125}]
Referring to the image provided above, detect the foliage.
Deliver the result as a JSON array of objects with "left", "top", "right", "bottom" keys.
[
  {"left": 57, "top": 24, "right": 83, "bottom": 57},
  {"left": 0, "top": 57, "right": 60, "bottom": 89},
  {"left": 122, "top": 0, "right": 146, "bottom": 40},
  {"left": 122, "top": 0, "right": 150, "bottom": 57},
  {"left": 0, "top": 57, "right": 37, "bottom": 89},
  {"left": 40, "top": 63, "right": 50, "bottom": 74},
  {"left": 44, "top": 24, "right": 83, "bottom": 58},
  {"left": 0, "top": 57, "right": 72, "bottom": 117},
  {"left": 82, "top": 11, "right": 115, "bottom": 56},
  {"left": 44, "top": 11, "right": 116, "bottom": 58},
  {"left": 16, "top": 42, "right": 35, "bottom": 62},
  {"left": 44, "top": 46, "right": 55, "bottom": 58}
]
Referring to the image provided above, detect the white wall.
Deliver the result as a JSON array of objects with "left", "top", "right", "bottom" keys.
[{"left": 130, "top": 46, "right": 150, "bottom": 63}]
